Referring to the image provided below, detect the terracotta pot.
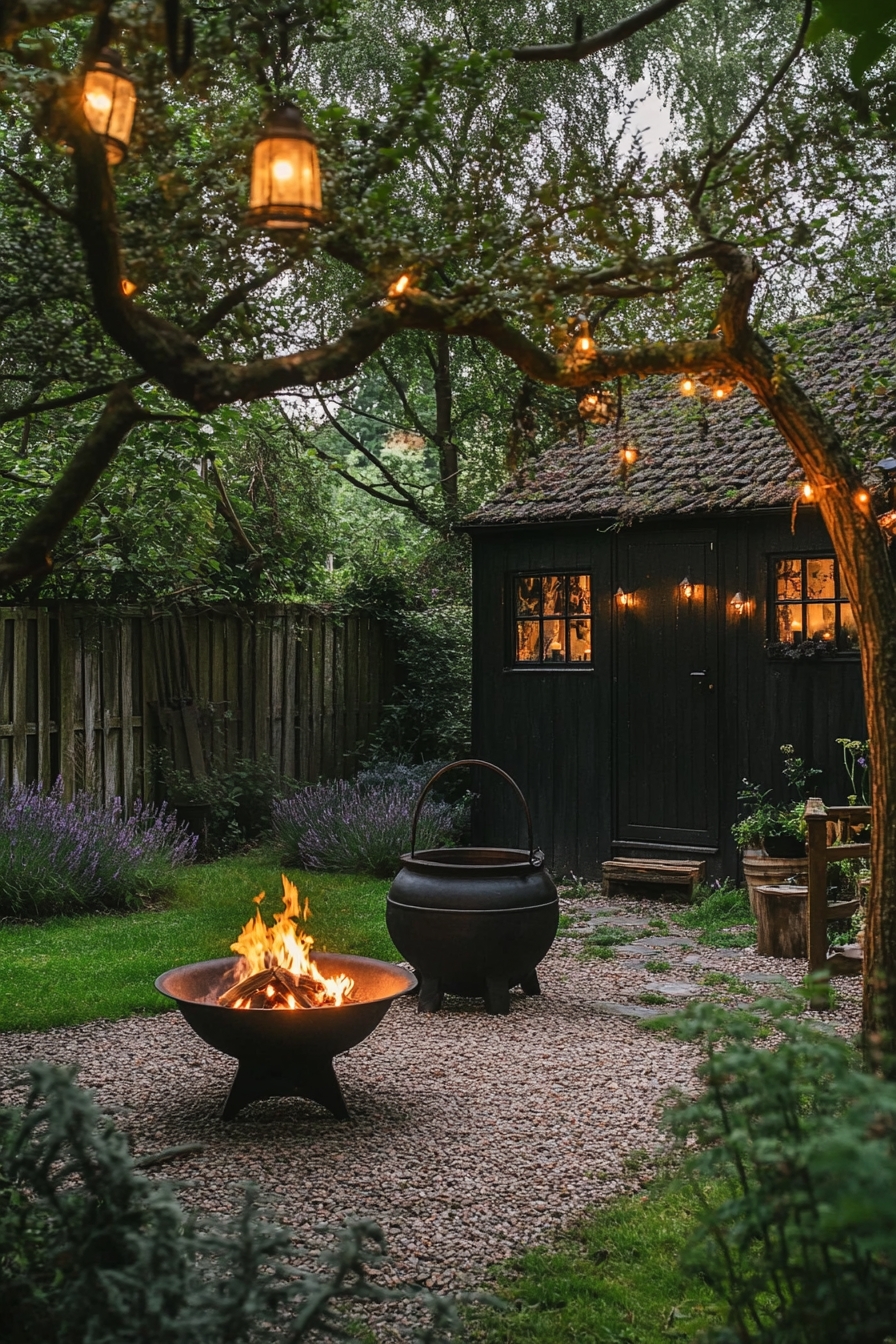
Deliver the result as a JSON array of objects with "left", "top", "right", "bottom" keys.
[{"left": 741, "top": 854, "right": 808, "bottom": 915}]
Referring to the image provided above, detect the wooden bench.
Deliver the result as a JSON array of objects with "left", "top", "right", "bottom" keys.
[{"left": 601, "top": 858, "right": 706, "bottom": 900}]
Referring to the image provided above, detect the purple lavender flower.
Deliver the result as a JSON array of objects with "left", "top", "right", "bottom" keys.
[
  {"left": 272, "top": 767, "right": 466, "bottom": 878},
  {"left": 0, "top": 781, "right": 196, "bottom": 920}
]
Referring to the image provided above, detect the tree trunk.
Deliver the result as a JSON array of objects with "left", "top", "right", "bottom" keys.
[
  {"left": 738, "top": 333, "right": 896, "bottom": 1069},
  {"left": 432, "top": 332, "right": 458, "bottom": 512}
]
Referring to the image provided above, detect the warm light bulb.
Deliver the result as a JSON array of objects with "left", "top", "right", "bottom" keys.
[
  {"left": 857, "top": 490, "right": 869, "bottom": 504},
  {"left": 576, "top": 335, "right": 594, "bottom": 353},
  {"left": 389, "top": 273, "right": 410, "bottom": 296},
  {"left": 120, "top": 277, "right": 137, "bottom": 296},
  {"left": 681, "top": 577, "right": 694, "bottom": 599},
  {"left": 622, "top": 445, "right": 638, "bottom": 465},
  {"left": 713, "top": 386, "right": 727, "bottom": 400},
  {"left": 85, "top": 89, "right": 113, "bottom": 114},
  {"left": 802, "top": 483, "right": 813, "bottom": 500},
  {"left": 271, "top": 157, "right": 295, "bottom": 181},
  {"left": 616, "top": 587, "right": 631, "bottom": 607},
  {"left": 679, "top": 377, "right": 696, "bottom": 396},
  {"left": 730, "top": 592, "right": 746, "bottom": 615}
]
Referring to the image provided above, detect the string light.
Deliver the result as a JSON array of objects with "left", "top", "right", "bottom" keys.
[
  {"left": 802, "top": 482, "right": 814, "bottom": 501},
  {"left": 679, "top": 377, "right": 696, "bottom": 396},
  {"left": 576, "top": 325, "right": 594, "bottom": 354},
  {"left": 120, "top": 278, "right": 137, "bottom": 296},
  {"left": 621, "top": 445, "right": 638, "bottom": 465},
  {"left": 389, "top": 273, "right": 411, "bottom": 296},
  {"left": 856, "top": 490, "right": 870, "bottom": 505}
]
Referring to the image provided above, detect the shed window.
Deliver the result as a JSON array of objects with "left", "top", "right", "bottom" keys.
[
  {"left": 773, "top": 556, "right": 857, "bottom": 650},
  {"left": 513, "top": 573, "right": 592, "bottom": 664}
]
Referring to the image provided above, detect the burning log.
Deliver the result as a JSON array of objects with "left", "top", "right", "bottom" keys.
[{"left": 218, "top": 964, "right": 338, "bottom": 1010}]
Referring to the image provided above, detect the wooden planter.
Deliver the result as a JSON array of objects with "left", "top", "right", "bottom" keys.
[
  {"left": 742, "top": 854, "right": 808, "bottom": 915},
  {"left": 755, "top": 885, "right": 859, "bottom": 959}
]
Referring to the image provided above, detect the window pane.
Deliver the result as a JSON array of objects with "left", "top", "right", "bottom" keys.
[
  {"left": 806, "top": 558, "right": 835, "bottom": 600},
  {"left": 542, "top": 575, "right": 565, "bottom": 615},
  {"left": 568, "top": 575, "right": 591, "bottom": 614},
  {"left": 777, "top": 604, "right": 802, "bottom": 641},
  {"left": 569, "top": 618, "right": 592, "bottom": 662},
  {"left": 515, "top": 621, "right": 540, "bottom": 662},
  {"left": 542, "top": 619, "right": 566, "bottom": 662},
  {"left": 840, "top": 604, "right": 859, "bottom": 650},
  {"left": 776, "top": 558, "right": 802, "bottom": 602},
  {"left": 806, "top": 603, "right": 836, "bottom": 642},
  {"left": 516, "top": 576, "right": 540, "bottom": 616}
]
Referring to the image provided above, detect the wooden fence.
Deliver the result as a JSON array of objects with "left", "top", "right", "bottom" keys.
[{"left": 0, "top": 604, "right": 397, "bottom": 806}]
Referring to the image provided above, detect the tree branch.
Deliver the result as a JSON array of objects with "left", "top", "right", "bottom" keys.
[
  {"left": 0, "top": 378, "right": 142, "bottom": 425},
  {"left": 513, "top": 0, "right": 690, "bottom": 63},
  {"left": 0, "top": 160, "right": 75, "bottom": 220},
  {"left": 689, "top": 0, "right": 814, "bottom": 227},
  {"left": 0, "top": 0, "right": 103, "bottom": 44},
  {"left": 0, "top": 382, "right": 141, "bottom": 584},
  {"left": 315, "top": 395, "right": 429, "bottom": 517}
]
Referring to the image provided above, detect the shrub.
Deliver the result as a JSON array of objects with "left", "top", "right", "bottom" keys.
[
  {"left": 666, "top": 999, "right": 896, "bottom": 1344},
  {"left": 0, "top": 1062, "right": 464, "bottom": 1344},
  {"left": 159, "top": 754, "right": 291, "bottom": 856},
  {"left": 272, "top": 763, "right": 465, "bottom": 877},
  {"left": 0, "top": 782, "right": 195, "bottom": 921}
]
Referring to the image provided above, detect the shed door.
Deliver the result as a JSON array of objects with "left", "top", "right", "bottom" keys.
[{"left": 615, "top": 534, "right": 719, "bottom": 850}]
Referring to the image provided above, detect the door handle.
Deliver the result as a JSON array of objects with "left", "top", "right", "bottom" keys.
[{"left": 690, "top": 670, "right": 714, "bottom": 691}]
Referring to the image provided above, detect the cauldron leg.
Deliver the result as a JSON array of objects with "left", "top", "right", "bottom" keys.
[
  {"left": 484, "top": 976, "right": 510, "bottom": 1016},
  {"left": 519, "top": 970, "right": 541, "bottom": 996},
  {"left": 417, "top": 977, "right": 443, "bottom": 1013},
  {"left": 221, "top": 1059, "right": 350, "bottom": 1121}
]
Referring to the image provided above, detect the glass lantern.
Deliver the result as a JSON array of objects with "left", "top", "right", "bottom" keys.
[
  {"left": 247, "top": 105, "right": 323, "bottom": 230},
  {"left": 82, "top": 49, "right": 137, "bottom": 165}
]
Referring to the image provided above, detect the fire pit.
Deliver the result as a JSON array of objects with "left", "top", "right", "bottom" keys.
[{"left": 156, "top": 877, "right": 415, "bottom": 1120}]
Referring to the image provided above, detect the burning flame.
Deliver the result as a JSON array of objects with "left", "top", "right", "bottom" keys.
[{"left": 228, "top": 875, "right": 353, "bottom": 1008}]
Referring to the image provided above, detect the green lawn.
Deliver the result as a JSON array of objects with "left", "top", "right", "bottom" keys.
[
  {"left": 0, "top": 852, "right": 396, "bottom": 1032},
  {"left": 470, "top": 1181, "right": 723, "bottom": 1344}
]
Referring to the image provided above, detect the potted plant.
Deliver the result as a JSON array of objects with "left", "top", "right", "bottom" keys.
[{"left": 734, "top": 746, "right": 820, "bottom": 909}]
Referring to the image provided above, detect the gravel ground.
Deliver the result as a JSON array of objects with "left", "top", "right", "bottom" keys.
[{"left": 0, "top": 889, "right": 862, "bottom": 1339}]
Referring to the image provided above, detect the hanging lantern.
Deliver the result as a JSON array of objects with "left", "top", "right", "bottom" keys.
[
  {"left": 577, "top": 386, "right": 615, "bottom": 424},
  {"left": 247, "top": 105, "right": 323, "bottom": 230},
  {"left": 82, "top": 48, "right": 137, "bottom": 165},
  {"left": 730, "top": 592, "right": 747, "bottom": 616},
  {"left": 620, "top": 445, "right": 638, "bottom": 466},
  {"left": 678, "top": 376, "right": 696, "bottom": 397}
]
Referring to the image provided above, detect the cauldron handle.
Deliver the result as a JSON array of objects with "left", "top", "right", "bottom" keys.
[{"left": 409, "top": 758, "right": 543, "bottom": 868}]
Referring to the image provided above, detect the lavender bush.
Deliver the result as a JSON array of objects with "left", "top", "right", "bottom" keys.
[
  {"left": 0, "top": 782, "right": 196, "bottom": 920},
  {"left": 272, "top": 763, "right": 466, "bottom": 877}
]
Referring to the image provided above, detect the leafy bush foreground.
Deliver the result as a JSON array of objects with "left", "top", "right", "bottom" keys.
[
  {"left": 0, "top": 782, "right": 195, "bottom": 921},
  {"left": 0, "top": 1063, "right": 467, "bottom": 1344},
  {"left": 272, "top": 762, "right": 467, "bottom": 877}
]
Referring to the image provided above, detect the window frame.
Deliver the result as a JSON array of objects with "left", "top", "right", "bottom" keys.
[
  {"left": 507, "top": 569, "right": 595, "bottom": 670},
  {"left": 768, "top": 552, "right": 858, "bottom": 653}
]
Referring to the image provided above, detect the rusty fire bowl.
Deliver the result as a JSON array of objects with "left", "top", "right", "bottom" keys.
[{"left": 155, "top": 953, "right": 416, "bottom": 1121}]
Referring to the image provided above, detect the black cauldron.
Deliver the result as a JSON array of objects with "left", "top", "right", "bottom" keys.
[{"left": 387, "top": 760, "right": 558, "bottom": 1015}]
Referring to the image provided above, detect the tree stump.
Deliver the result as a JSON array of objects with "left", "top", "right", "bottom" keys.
[{"left": 755, "top": 885, "right": 808, "bottom": 958}]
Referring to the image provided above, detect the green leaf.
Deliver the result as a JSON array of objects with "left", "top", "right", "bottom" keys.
[{"left": 849, "top": 28, "right": 895, "bottom": 82}]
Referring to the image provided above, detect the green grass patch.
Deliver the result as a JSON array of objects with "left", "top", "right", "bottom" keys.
[
  {"left": 0, "top": 851, "right": 395, "bottom": 1033},
  {"left": 671, "top": 884, "right": 756, "bottom": 949},
  {"left": 470, "top": 1181, "right": 722, "bottom": 1344},
  {"left": 645, "top": 958, "right": 671, "bottom": 973},
  {"left": 639, "top": 991, "right": 669, "bottom": 1006}
]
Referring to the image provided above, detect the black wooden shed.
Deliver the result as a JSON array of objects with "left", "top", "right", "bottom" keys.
[{"left": 462, "top": 312, "right": 896, "bottom": 881}]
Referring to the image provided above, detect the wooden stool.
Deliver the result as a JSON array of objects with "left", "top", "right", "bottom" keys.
[
  {"left": 601, "top": 858, "right": 705, "bottom": 900},
  {"left": 755, "top": 886, "right": 859, "bottom": 959}
]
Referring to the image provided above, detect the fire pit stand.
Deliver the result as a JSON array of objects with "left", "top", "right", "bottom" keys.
[{"left": 156, "top": 953, "right": 416, "bottom": 1120}]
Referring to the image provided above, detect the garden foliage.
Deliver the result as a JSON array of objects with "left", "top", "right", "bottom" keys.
[
  {"left": 0, "top": 1062, "right": 464, "bottom": 1344},
  {"left": 272, "top": 762, "right": 466, "bottom": 877},
  {"left": 0, "top": 782, "right": 195, "bottom": 920},
  {"left": 157, "top": 754, "right": 292, "bottom": 856},
  {"left": 666, "top": 1000, "right": 896, "bottom": 1344}
]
